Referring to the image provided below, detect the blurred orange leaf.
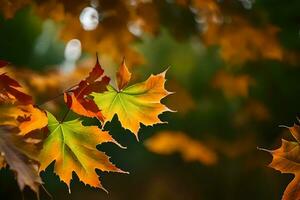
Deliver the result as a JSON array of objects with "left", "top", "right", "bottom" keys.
[
  {"left": 145, "top": 131, "right": 217, "bottom": 165},
  {"left": 212, "top": 70, "right": 253, "bottom": 98},
  {"left": 203, "top": 17, "right": 283, "bottom": 65}
]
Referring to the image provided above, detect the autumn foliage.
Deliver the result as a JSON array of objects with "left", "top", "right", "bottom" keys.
[
  {"left": 0, "top": 1, "right": 300, "bottom": 199},
  {"left": 0, "top": 58, "right": 171, "bottom": 194}
]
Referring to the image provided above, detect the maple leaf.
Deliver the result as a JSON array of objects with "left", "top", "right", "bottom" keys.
[
  {"left": 92, "top": 60, "right": 172, "bottom": 139},
  {"left": 38, "top": 112, "right": 126, "bottom": 192},
  {"left": 0, "top": 125, "right": 42, "bottom": 193},
  {"left": 260, "top": 123, "right": 300, "bottom": 200},
  {"left": 64, "top": 55, "right": 110, "bottom": 122},
  {"left": 145, "top": 131, "right": 217, "bottom": 165},
  {"left": 0, "top": 104, "right": 48, "bottom": 136}
]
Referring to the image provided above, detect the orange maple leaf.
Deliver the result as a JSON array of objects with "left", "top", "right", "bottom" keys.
[
  {"left": 260, "top": 123, "right": 300, "bottom": 200},
  {"left": 64, "top": 55, "right": 110, "bottom": 122}
]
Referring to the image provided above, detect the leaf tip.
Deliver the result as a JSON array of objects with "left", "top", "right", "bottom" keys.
[{"left": 95, "top": 52, "right": 99, "bottom": 62}]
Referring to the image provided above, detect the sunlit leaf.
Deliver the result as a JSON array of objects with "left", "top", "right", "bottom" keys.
[
  {"left": 38, "top": 111, "right": 126, "bottom": 192},
  {"left": 92, "top": 61, "right": 172, "bottom": 139}
]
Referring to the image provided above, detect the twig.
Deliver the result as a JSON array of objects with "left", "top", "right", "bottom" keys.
[
  {"left": 60, "top": 108, "right": 71, "bottom": 123},
  {"left": 37, "top": 83, "right": 78, "bottom": 107},
  {"left": 37, "top": 93, "right": 64, "bottom": 106}
]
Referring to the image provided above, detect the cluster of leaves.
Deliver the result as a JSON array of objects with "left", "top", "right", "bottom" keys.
[
  {"left": 1, "top": 1, "right": 300, "bottom": 199},
  {"left": 0, "top": 57, "right": 171, "bottom": 194},
  {"left": 4, "top": 0, "right": 290, "bottom": 68}
]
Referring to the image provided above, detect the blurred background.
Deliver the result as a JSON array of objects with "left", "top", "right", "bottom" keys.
[{"left": 0, "top": 0, "right": 300, "bottom": 199}]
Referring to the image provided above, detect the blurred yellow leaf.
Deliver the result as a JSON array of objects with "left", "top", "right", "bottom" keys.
[
  {"left": 203, "top": 17, "right": 283, "bottom": 65},
  {"left": 145, "top": 131, "right": 217, "bottom": 165},
  {"left": 212, "top": 70, "right": 253, "bottom": 98}
]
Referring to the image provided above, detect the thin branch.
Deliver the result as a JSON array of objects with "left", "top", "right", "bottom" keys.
[
  {"left": 37, "top": 93, "right": 64, "bottom": 106},
  {"left": 60, "top": 108, "right": 71, "bottom": 123},
  {"left": 37, "top": 83, "right": 79, "bottom": 107}
]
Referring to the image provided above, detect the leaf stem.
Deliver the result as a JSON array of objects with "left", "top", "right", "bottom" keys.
[
  {"left": 60, "top": 108, "right": 71, "bottom": 123},
  {"left": 37, "top": 84, "right": 78, "bottom": 107},
  {"left": 37, "top": 93, "right": 64, "bottom": 106}
]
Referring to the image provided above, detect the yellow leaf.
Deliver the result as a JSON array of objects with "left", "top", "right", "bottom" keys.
[
  {"left": 92, "top": 62, "right": 172, "bottom": 139},
  {"left": 38, "top": 112, "right": 126, "bottom": 192}
]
